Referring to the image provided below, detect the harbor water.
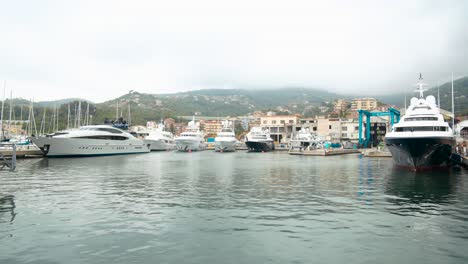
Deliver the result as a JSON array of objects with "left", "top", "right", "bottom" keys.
[{"left": 1, "top": 152, "right": 468, "bottom": 263}]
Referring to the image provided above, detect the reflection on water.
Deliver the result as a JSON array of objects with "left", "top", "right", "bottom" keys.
[
  {"left": 0, "top": 195, "right": 16, "bottom": 223},
  {"left": 0, "top": 152, "right": 467, "bottom": 264},
  {"left": 385, "top": 169, "right": 460, "bottom": 204}
]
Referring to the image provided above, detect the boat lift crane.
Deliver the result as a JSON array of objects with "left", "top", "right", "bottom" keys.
[{"left": 358, "top": 108, "right": 400, "bottom": 148}]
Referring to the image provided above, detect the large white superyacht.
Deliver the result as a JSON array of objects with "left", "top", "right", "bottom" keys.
[
  {"left": 384, "top": 74, "right": 455, "bottom": 170},
  {"left": 144, "top": 122, "right": 176, "bottom": 151},
  {"left": 245, "top": 126, "right": 275, "bottom": 152},
  {"left": 214, "top": 121, "right": 237, "bottom": 152},
  {"left": 174, "top": 118, "right": 207, "bottom": 152},
  {"left": 31, "top": 125, "right": 150, "bottom": 157}
]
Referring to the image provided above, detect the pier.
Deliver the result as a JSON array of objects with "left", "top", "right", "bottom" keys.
[{"left": 289, "top": 148, "right": 361, "bottom": 156}]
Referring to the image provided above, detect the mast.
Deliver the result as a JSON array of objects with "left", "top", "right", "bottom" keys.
[
  {"left": 67, "top": 104, "right": 70, "bottom": 129},
  {"left": 451, "top": 72, "right": 455, "bottom": 132},
  {"left": 437, "top": 81, "right": 440, "bottom": 108},
  {"left": 40, "top": 109, "right": 46, "bottom": 135},
  {"left": 77, "top": 101, "right": 81, "bottom": 127},
  {"left": 85, "top": 102, "right": 90, "bottom": 126},
  {"left": 56, "top": 104, "right": 59, "bottom": 131},
  {"left": 127, "top": 103, "right": 131, "bottom": 126},
  {"left": 415, "top": 73, "right": 426, "bottom": 98},
  {"left": 116, "top": 101, "right": 119, "bottom": 120},
  {"left": 0, "top": 80, "right": 5, "bottom": 139},
  {"left": 8, "top": 89, "right": 12, "bottom": 131}
]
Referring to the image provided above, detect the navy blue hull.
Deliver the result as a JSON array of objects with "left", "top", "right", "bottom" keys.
[
  {"left": 245, "top": 141, "right": 274, "bottom": 152},
  {"left": 385, "top": 137, "right": 455, "bottom": 171}
]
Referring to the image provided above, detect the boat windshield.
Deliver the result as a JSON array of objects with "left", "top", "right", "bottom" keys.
[{"left": 81, "top": 127, "right": 123, "bottom": 134}]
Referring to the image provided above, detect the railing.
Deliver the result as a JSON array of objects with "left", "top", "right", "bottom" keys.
[{"left": 0, "top": 143, "right": 16, "bottom": 171}]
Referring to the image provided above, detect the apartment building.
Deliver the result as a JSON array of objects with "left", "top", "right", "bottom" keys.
[
  {"left": 351, "top": 98, "right": 378, "bottom": 111},
  {"left": 260, "top": 115, "right": 301, "bottom": 143}
]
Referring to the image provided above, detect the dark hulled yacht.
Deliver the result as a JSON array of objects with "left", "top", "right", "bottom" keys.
[
  {"left": 384, "top": 75, "right": 455, "bottom": 171},
  {"left": 245, "top": 127, "right": 275, "bottom": 152}
]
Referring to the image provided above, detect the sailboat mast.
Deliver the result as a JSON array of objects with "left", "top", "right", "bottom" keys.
[
  {"left": 56, "top": 104, "right": 59, "bottom": 131},
  {"left": 0, "top": 80, "right": 5, "bottom": 138},
  {"left": 85, "top": 102, "right": 89, "bottom": 126},
  {"left": 451, "top": 72, "right": 455, "bottom": 133},
  {"left": 127, "top": 103, "right": 131, "bottom": 126},
  {"left": 77, "top": 101, "right": 81, "bottom": 127},
  {"left": 8, "top": 90, "right": 12, "bottom": 131},
  {"left": 116, "top": 101, "right": 119, "bottom": 120},
  {"left": 67, "top": 104, "right": 70, "bottom": 129}
]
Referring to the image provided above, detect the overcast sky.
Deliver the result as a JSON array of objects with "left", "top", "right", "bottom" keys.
[{"left": 1, "top": 0, "right": 467, "bottom": 102}]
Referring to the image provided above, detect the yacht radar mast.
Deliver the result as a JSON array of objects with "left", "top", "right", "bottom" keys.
[{"left": 415, "top": 73, "right": 427, "bottom": 99}]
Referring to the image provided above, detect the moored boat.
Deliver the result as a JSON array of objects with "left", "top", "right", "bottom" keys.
[
  {"left": 384, "top": 74, "right": 455, "bottom": 171},
  {"left": 31, "top": 125, "right": 150, "bottom": 157},
  {"left": 214, "top": 121, "right": 237, "bottom": 152},
  {"left": 245, "top": 127, "right": 274, "bottom": 152},
  {"left": 174, "top": 118, "right": 206, "bottom": 152}
]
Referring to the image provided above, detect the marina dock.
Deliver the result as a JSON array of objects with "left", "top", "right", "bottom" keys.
[
  {"left": 289, "top": 148, "right": 361, "bottom": 156},
  {"left": 362, "top": 149, "right": 392, "bottom": 157}
]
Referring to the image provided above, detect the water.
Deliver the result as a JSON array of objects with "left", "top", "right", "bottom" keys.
[{"left": 1, "top": 152, "right": 467, "bottom": 263}]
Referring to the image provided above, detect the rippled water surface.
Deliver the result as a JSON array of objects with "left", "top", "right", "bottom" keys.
[{"left": 1, "top": 152, "right": 468, "bottom": 263}]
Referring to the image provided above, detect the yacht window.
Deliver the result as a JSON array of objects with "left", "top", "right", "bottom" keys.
[
  {"left": 405, "top": 117, "right": 438, "bottom": 121},
  {"left": 74, "top": 135, "right": 128, "bottom": 140},
  {"left": 97, "top": 128, "right": 123, "bottom": 134},
  {"left": 395, "top": 126, "right": 445, "bottom": 132},
  {"left": 413, "top": 106, "right": 431, "bottom": 110}
]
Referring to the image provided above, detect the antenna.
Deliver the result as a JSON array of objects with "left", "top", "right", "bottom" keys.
[{"left": 415, "top": 73, "right": 427, "bottom": 98}]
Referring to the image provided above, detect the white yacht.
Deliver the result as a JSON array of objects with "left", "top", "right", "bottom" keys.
[
  {"left": 245, "top": 126, "right": 274, "bottom": 152},
  {"left": 144, "top": 122, "right": 176, "bottom": 151},
  {"left": 214, "top": 121, "right": 237, "bottom": 152},
  {"left": 289, "top": 128, "right": 323, "bottom": 151},
  {"left": 31, "top": 125, "right": 150, "bottom": 157},
  {"left": 384, "top": 74, "right": 455, "bottom": 170},
  {"left": 174, "top": 118, "right": 206, "bottom": 152}
]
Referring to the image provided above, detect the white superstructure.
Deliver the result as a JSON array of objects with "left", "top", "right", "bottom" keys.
[
  {"left": 144, "top": 122, "right": 176, "bottom": 151},
  {"left": 384, "top": 74, "right": 455, "bottom": 170},
  {"left": 214, "top": 120, "right": 237, "bottom": 152},
  {"left": 245, "top": 126, "right": 274, "bottom": 151},
  {"left": 31, "top": 125, "right": 150, "bottom": 157},
  {"left": 289, "top": 128, "right": 323, "bottom": 151},
  {"left": 174, "top": 118, "right": 206, "bottom": 152}
]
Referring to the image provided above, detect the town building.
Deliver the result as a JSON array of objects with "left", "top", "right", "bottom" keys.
[
  {"left": 260, "top": 114, "right": 301, "bottom": 143},
  {"left": 334, "top": 99, "right": 349, "bottom": 113},
  {"left": 351, "top": 98, "right": 378, "bottom": 111}
]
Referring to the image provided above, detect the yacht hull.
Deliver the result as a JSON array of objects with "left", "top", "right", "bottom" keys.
[
  {"left": 245, "top": 141, "right": 275, "bottom": 152},
  {"left": 31, "top": 137, "right": 150, "bottom": 157},
  {"left": 214, "top": 140, "right": 237, "bottom": 152},
  {"left": 145, "top": 139, "right": 176, "bottom": 151},
  {"left": 385, "top": 137, "right": 455, "bottom": 171},
  {"left": 175, "top": 139, "right": 206, "bottom": 152}
]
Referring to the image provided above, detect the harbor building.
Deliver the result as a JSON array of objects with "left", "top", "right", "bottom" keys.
[
  {"left": 260, "top": 114, "right": 301, "bottom": 143},
  {"left": 199, "top": 120, "right": 224, "bottom": 137},
  {"left": 294, "top": 118, "right": 318, "bottom": 133},
  {"left": 334, "top": 99, "right": 349, "bottom": 113},
  {"left": 351, "top": 98, "right": 378, "bottom": 111}
]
